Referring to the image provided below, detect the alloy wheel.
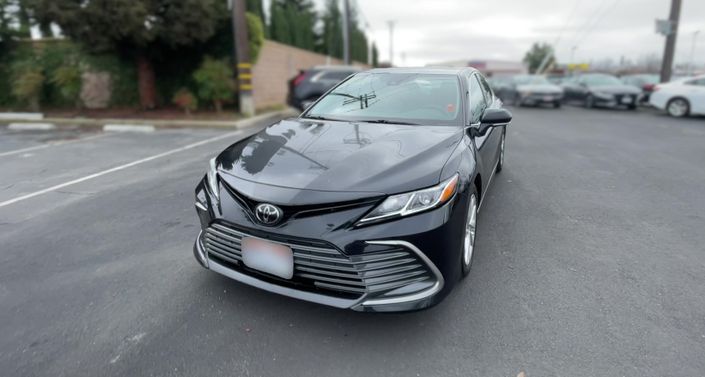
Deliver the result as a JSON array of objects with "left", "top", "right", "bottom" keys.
[
  {"left": 667, "top": 99, "right": 688, "bottom": 117},
  {"left": 463, "top": 193, "right": 478, "bottom": 267}
]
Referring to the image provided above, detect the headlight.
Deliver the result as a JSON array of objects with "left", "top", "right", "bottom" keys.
[
  {"left": 358, "top": 174, "right": 459, "bottom": 225},
  {"left": 207, "top": 157, "right": 219, "bottom": 200}
]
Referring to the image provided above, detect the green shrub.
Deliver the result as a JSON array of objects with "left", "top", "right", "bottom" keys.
[
  {"left": 51, "top": 65, "right": 82, "bottom": 108},
  {"left": 12, "top": 68, "right": 44, "bottom": 111},
  {"left": 246, "top": 12, "right": 264, "bottom": 64},
  {"left": 193, "top": 57, "right": 234, "bottom": 113},
  {"left": 172, "top": 88, "right": 198, "bottom": 115}
]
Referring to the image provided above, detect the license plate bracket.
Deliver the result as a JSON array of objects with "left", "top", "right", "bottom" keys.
[{"left": 241, "top": 237, "right": 294, "bottom": 279}]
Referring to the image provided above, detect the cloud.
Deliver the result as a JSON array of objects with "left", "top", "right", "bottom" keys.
[{"left": 323, "top": 0, "right": 705, "bottom": 67}]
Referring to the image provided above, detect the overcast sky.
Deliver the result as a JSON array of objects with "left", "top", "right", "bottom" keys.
[{"left": 309, "top": 0, "right": 705, "bottom": 67}]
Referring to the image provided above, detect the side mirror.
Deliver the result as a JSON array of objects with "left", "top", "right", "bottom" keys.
[{"left": 471, "top": 108, "right": 512, "bottom": 137}]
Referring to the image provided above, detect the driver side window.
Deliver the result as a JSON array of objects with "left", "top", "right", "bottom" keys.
[{"left": 468, "top": 74, "right": 487, "bottom": 123}]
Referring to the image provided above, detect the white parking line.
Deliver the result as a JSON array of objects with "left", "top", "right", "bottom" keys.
[
  {"left": 0, "top": 133, "right": 110, "bottom": 158},
  {"left": 0, "top": 130, "right": 242, "bottom": 208}
]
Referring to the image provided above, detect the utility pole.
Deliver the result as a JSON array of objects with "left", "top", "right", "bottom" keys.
[
  {"left": 231, "top": 0, "right": 254, "bottom": 116},
  {"left": 342, "top": 0, "right": 351, "bottom": 65},
  {"left": 689, "top": 31, "right": 701, "bottom": 76},
  {"left": 659, "top": 0, "right": 682, "bottom": 83},
  {"left": 387, "top": 20, "right": 395, "bottom": 66}
]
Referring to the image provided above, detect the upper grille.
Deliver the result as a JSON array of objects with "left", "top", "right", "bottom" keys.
[{"left": 203, "top": 222, "right": 435, "bottom": 299}]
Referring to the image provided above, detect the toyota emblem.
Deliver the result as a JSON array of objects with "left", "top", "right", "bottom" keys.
[{"left": 254, "top": 203, "right": 283, "bottom": 225}]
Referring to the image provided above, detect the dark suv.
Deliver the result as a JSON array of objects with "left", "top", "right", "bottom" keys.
[{"left": 287, "top": 66, "right": 362, "bottom": 111}]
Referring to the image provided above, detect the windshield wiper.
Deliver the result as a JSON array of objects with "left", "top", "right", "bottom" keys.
[
  {"left": 303, "top": 115, "right": 345, "bottom": 122},
  {"left": 361, "top": 119, "right": 421, "bottom": 126}
]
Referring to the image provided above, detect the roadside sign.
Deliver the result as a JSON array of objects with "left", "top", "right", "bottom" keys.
[{"left": 655, "top": 19, "right": 673, "bottom": 36}]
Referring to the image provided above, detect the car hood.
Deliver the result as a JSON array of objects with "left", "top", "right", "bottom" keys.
[
  {"left": 516, "top": 84, "right": 563, "bottom": 94},
  {"left": 216, "top": 118, "right": 463, "bottom": 195},
  {"left": 588, "top": 85, "right": 641, "bottom": 94}
]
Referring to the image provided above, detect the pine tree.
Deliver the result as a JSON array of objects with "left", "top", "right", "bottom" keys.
[
  {"left": 269, "top": 0, "right": 316, "bottom": 51},
  {"left": 320, "top": 0, "right": 343, "bottom": 59}
]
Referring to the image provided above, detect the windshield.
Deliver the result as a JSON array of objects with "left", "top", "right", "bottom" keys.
[
  {"left": 583, "top": 75, "right": 623, "bottom": 86},
  {"left": 514, "top": 75, "right": 551, "bottom": 85},
  {"left": 304, "top": 72, "right": 462, "bottom": 126}
]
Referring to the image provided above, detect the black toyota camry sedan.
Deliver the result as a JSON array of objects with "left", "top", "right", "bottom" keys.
[
  {"left": 561, "top": 73, "right": 641, "bottom": 109},
  {"left": 193, "top": 67, "right": 511, "bottom": 312}
]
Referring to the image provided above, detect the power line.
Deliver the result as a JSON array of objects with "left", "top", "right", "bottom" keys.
[
  {"left": 572, "top": 0, "right": 622, "bottom": 48},
  {"left": 567, "top": 0, "right": 611, "bottom": 46},
  {"left": 553, "top": 0, "right": 582, "bottom": 47}
]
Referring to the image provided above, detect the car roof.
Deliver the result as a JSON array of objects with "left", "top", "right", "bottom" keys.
[
  {"left": 366, "top": 67, "right": 476, "bottom": 76},
  {"left": 311, "top": 65, "right": 362, "bottom": 71}
]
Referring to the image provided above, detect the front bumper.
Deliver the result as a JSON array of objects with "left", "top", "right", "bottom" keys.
[
  {"left": 593, "top": 93, "right": 638, "bottom": 107},
  {"left": 193, "top": 178, "right": 467, "bottom": 312}
]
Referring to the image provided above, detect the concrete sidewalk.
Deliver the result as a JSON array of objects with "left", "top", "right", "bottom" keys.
[{"left": 0, "top": 108, "right": 299, "bottom": 131}]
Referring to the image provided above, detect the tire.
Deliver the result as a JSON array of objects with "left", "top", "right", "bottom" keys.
[
  {"left": 553, "top": 101, "right": 562, "bottom": 108},
  {"left": 461, "top": 186, "right": 479, "bottom": 278},
  {"left": 666, "top": 98, "right": 690, "bottom": 117},
  {"left": 585, "top": 94, "right": 595, "bottom": 109},
  {"left": 627, "top": 104, "right": 637, "bottom": 110},
  {"left": 496, "top": 128, "right": 505, "bottom": 173}
]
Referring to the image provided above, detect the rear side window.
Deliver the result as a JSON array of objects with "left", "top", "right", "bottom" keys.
[{"left": 685, "top": 78, "right": 705, "bottom": 86}]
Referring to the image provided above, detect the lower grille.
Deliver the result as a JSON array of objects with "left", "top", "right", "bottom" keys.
[{"left": 203, "top": 222, "right": 436, "bottom": 299}]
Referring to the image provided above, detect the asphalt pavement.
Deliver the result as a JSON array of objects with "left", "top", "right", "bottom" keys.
[{"left": 1, "top": 107, "right": 704, "bottom": 377}]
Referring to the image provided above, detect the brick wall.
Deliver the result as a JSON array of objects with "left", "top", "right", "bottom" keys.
[{"left": 252, "top": 40, "right": 368, "bottom": 109}]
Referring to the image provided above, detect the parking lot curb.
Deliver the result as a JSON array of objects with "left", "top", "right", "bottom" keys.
[
  {"left": 0, "top": 112, "right": 44, "bottom": 121},
  {"left": 8, "top": 122, "right": 56, "bottom": 131},
  {"left": 0, "top": 108, "right": 299, "bottom": 131},
  {"left": 103, "top": 124, "right": 156, "bottom": 133}
]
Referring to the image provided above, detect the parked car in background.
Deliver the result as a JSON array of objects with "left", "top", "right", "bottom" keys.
[
  {"left": 621, "top": 74, "right": 659, "bottom": 103},
  {"left": 649, "top": 75, "right": 705, "bottom": 117},
  {"left": 487, "top": 76, "right": 512, "bottom": 98},
  {"left": 494, "top": 75, "right": 564, "bottom": 108},
  {"left": 546, "top": 75, "right": 566, "bottom": 85},
  {"left": 561, "top": 73, "right": 641, "bottom": 109},
  {"left": 287, "top": 66, "right": 362, "bottom": 111}
]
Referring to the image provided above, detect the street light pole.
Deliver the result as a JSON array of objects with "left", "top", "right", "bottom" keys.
[
  {"left": 231, "top": 0, "right": 254, "bottom": 116},
  {"left": 387, "top": 20, "right": 395, "bottom": 66},
  {"left": 570, "top": 46, "right": 577, "bottom": 64},
  {"left": 689, "top": 30, "right": 700, "bottom": 76}
]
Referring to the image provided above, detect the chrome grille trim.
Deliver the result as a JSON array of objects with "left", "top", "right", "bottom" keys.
[
  {"left": 202, "top": 222, "right": 439, "bottom": 300},
  {"left": 359, "top": 240, "right": 445, "bottom": 307}
]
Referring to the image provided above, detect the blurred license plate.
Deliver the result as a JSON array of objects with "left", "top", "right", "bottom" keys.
[
  {"left": 621, "top": 97, "right": 632, "bottom": 104},
  {"left": 543, "top": 96, "right": 553, "bottom": 101},
  {"left": 242, "top": 238, "right": 293, "bottom": 279}
]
